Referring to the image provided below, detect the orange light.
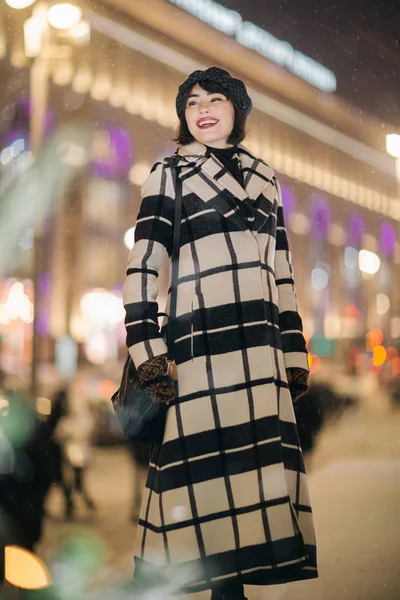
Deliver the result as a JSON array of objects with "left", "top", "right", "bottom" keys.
[
  {"left": 366, "top": 328, "right": 384, "bottom": 351},
  {"left": 307, "top": 353, "right": 312, "bottom": 368},
  {"left": 373, "top": 345, "right": 387, "bottom": 367},
  {"left": 5, "top": 546, "right": 52, "bottom": 589},
  {"left": 99, "top": 379, "right": 117, "bottom": 398},
  {"left": 392, "top": 357, "right": 400, "bottom": 377},
  {"left": 310, "top": 354, "right": 321, "bottom": 374},
  {"left": 386, "top": 347, "right": 398, "bottom": 362},
  {"left": 345, "top": 304, "right": 360, "bottom": 320}
]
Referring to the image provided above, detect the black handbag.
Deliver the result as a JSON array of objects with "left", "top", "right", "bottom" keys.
[{"left": 111, "top": 163, "right": 183, "bottom": 444}]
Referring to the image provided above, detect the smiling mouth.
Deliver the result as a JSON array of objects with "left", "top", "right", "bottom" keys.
[{"left": 197, "top": 119, "right": 219, "bottom": 129}]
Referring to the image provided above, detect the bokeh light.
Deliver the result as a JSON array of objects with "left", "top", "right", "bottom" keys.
[
  {"left": 124, "top": 227, "right": 135, "bottom": 250},
  {"left": 390, "top": 317, "right": 400, "bottom": 339},
  {"left": 376, "top": 293, "right": 390, "bottom": 315},
  {"left": 5, "top": 0, "right": 35, "bottom": 8},
  {"left": 129, "top": 162, "right": 150, "bottom": 187},
  {"left": 344, "top": 246, "right": 359, "bottom": 268},
  {"left": 311, "top": 266, "right": 329, "bottom": 290},
  {"left": 366, "top": 328, "right": 384, "bottom": 351},
  {"left": 5, "top": 546, "right": 52, "bottom": 589},
  {"left": 309, "top": 354, "right": 321, "bottom": 373},
  {"left": 344, "top": 304, "right": 361, "bottom": 320},
  {"left": 288, "top": 212, "right": 310, "bottom": 235},
  {"left": 47, "top": 4, "right": 82, "bottom": 30},
  {"left": 359, "top": 249, "right": 381, "bottom": 275},
  {"left": 312, "top": 197, "right": 330, "bottom": 239},
  {"left": 386, "top": 347, "right": 398, "bottom": 362},
  {"left": 392, "top": 357, "right": 400, "bottom": 377},
  {"left": 36, "top": 396, "right": 52, "bottom": 416},
  {"left": 380, "top": 221, "right": 396, "bottom": 256},
  {"left": 373, "top": 345, "right": 387, "bottom": 367}
]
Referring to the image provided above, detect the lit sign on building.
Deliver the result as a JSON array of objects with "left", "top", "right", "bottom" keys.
[{"left": 168, "top": 0, "right": 337, "bottom": 93}]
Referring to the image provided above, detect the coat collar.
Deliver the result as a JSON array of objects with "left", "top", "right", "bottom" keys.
[{"left": 172, "top": 142, "right": 276, "bottom": 233}]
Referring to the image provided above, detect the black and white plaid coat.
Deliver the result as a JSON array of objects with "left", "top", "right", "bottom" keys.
[{"left": 123, "top": 141, "right": 318, "bottom": 592}]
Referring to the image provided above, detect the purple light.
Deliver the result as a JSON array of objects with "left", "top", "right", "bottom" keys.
[
  {"left": 347, "top": 212, "right": 365, "bottom": 248},
  {"left": 36, "top": 314, "right": 50, "bottom": 337},
  {"left": 22, "top": 99, "right": 55, "bottom": 139},
  {"left": 4, "top": 100, "right": 55, "bottom": 149},
  {"left": 312, "top": 197, "right": 330, "bottom": 239},
  {"left": 381, "top": 222, "right": 396, "bottom": 256},
  {"left": 281, "top": 184, "right": 295, "bottom": 217},
  {"left": 112, "top": 283, "right": 124, "bottom": 295},
  {"left": 92, "top": 127, "right": 133, "bottom": 179},
  {"left": 4, "top": 129, "right": 28, "bottom": 148},
  {"left": 38, "top": 272, "right": 51, "bottom": 295},
  {"left": 37, "top": 272, "right": 51, "bottom": 337}
]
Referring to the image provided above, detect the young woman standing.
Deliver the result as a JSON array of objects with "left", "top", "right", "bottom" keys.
[{"left": 123, "top": 67, "right": 317, "bottom": 599}]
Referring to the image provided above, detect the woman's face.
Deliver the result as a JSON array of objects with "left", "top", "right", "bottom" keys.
[{"left": 184, "top": 83, "right": 235, "bottom": 149}]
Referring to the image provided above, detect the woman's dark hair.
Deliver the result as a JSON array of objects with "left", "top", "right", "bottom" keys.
[{"left": 173, "top": 80, "right": 247, "bottom": 146}]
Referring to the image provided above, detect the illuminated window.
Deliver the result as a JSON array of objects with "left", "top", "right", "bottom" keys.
[
  {"left": 91, "top": 127, "right": 132, "bottom": 179},
  {"left": 347, "top": 212, "right": 364, "bottom": 248},
  {"left": 311, "top": 197, "right": 330, "bottom": 240},
  {"left": 280, "top": 184, "right": 295, "bottom": 218},
  {"left": 380, "top": 221, "right": 396, "bottom": 256}
]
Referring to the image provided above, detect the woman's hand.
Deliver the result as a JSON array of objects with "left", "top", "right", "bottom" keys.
[
  {"left": 137, "top": 354, "right": 175, "bottom": 404},
  {"left": 286, "top": 368, "right": 309, "bottom": 402}
]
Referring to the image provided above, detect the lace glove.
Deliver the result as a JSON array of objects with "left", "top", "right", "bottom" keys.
[
  {"left": 286, "top": 368, "right": 309, "bottom": 402},
  {"left": 137, "top": 354, "right": 175, "bottom": 404}
]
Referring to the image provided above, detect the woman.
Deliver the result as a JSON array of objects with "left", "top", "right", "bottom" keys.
[{"left": 123, "top": 67, "right": 317, "bottom": 599}]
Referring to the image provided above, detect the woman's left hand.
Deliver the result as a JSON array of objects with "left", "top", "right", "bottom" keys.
[
  {"left": 286, "top": 368, "right": 309, "bottom": 402},
  {"left": 137, "top": 354, "right": 175, "bottom": 404}
]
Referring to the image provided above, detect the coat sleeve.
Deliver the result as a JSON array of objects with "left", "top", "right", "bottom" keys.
[
  {"left": 274, "top": 178, "right": 309, "bottom": 372},
  {"left": 123, "top": 162, "right": 175, "bottom": 368}
]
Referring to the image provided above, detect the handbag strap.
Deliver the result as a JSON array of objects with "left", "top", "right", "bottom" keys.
[{"left": 167, "top": 165, "right": 182, "bottom": 361}]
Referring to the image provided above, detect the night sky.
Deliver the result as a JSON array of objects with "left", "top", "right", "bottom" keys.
[{"left": 218, "top": 0, "right": 400, "bottom": 126}]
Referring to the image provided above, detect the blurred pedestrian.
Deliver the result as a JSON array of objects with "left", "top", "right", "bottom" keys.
[
  {"left": 0, "top": 388, "right": 66, "bottom": 568},
  {"left": 55, "top": 378, "right": 96, "bottom": 517},
  {"left": 45, "top": 389, "right": 74, "bottom": 520},
  {"left": 123, "top": 67, "right": 317, "bottom": 599}
]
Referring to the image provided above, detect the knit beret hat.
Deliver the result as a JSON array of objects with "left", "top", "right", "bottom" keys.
[{"left": 176, "top": 66, "right": 253, "bottom": 119}]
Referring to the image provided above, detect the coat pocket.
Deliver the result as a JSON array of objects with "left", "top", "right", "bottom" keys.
[{"left": 191, "top": 295, "right": 207, "bottom": 362}]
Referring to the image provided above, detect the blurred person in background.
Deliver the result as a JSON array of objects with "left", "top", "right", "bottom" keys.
[
  {"left": 0, "top": 387, "right": 66, "bottom": 571},
  {"left": 123, "top": 67, "right": 317, "bottom": 599},
  {"left": 55, "top": 377, "right": 96, "bottom": 517},
  {"left": 45, "top": 389, "right": 74, "bottom": 520},
  {"left": 0, "top": 389, "right": 17, "bottom": 584}
]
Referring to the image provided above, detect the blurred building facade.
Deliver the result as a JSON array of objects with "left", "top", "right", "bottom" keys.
[{"left": 0, "top": 0, "right": 399, "bottom": 389}]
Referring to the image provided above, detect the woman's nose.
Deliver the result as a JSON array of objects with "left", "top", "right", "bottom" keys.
[{"left": 199, "top": 102, "right": 211, "bottom": 113}]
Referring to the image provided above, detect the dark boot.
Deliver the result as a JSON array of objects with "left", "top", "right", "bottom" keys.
[{"left": 211, "top": 582, "right": 247, "bottom": 600}]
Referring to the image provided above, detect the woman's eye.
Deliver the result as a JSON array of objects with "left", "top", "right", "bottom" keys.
[
  {"left": 187, "top": 101, "right": 197, "bottom": 107},
  {"left": 211, "top": 97, "right": 223, "bottom": 102}
]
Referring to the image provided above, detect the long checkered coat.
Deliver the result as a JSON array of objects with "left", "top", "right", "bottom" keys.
[{"left": 123, "top": 141, "right": 318, "bottom": 593}]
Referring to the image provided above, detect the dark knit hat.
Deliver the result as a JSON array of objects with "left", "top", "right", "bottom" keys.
[{"left": 176, "top": 67, "right": 253, "bottom": 119}]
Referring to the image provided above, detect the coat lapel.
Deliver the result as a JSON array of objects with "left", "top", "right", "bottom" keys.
[
  {"left": 176, "top": 142, "right": 248, "bottom": 232},
  {"left": 238, "top": 146, "right": 276, "bottom": 233},
  {"left": 175, "top": 142, "right": 276, "bottom": 233}
]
